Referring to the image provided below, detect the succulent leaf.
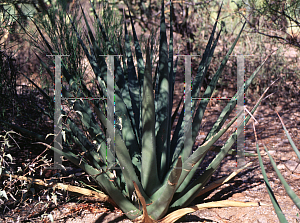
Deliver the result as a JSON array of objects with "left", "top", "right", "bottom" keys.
[{"left": 3, "top": 0, "right": 271, "bottom": 221}]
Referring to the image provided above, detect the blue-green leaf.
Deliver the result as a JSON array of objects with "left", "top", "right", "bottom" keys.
[
  {"left": 124, "top": 14, "right": 141, "bottom": 143},
  {"left": 256, "top": 144, "right": 288, "bottom": 223},
  {"left": 264, "top": 145, "right": 300, "bottom": 210},
  {"left": 141, "top": 38, "right": 161, "bottom": 196},
  {"left": 155, "top": 0, "right": 170, "bottom": 182}
]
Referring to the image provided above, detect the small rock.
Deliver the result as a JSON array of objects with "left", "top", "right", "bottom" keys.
[
  {"left": 267, "top": 150, "right": 276, "bottom": 155},
  {"left": 280, "top": 156, "right": 289, "bottom": 161},
  {"left": 277, "top": 164, "right": 285, "bottom": 170},
  {"left": 291, "top": 174, "right": 300, "bottom": 179},
  {"left": 285, "top": 160, "right": 300, "bottom": 173}
]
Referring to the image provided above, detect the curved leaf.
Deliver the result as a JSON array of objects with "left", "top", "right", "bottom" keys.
[
  {"left": 255, "top": 138, "right": 288, "bottom": 222},
  {"left": 264, "top": 145, "right": 300, "bottom": 210}
]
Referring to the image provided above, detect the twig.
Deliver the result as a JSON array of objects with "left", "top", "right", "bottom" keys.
[{"left": 2, "top": 173, "right": 118, "bottom": 207}]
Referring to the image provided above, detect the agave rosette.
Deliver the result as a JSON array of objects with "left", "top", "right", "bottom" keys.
[{"left": 1, "top": 0, "right": 271, "bottom": 221}]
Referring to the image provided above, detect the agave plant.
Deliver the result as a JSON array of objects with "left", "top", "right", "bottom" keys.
[
  {"left": 0, "top": 0, "right": 273, "bottom": 222},
  {"left": 255, "top": 110, "right": 300, "bottom": 223}
]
